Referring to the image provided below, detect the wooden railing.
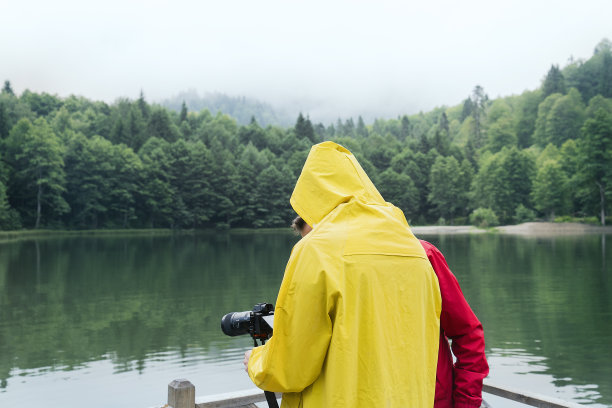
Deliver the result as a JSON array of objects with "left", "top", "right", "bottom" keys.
[{"left": 155, "top": 378, "right": 587, "bottom": 408}]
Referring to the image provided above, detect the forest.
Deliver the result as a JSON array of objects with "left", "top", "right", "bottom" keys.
[{"left": 0, "top": 39, "right": 611, "bottom": 230}]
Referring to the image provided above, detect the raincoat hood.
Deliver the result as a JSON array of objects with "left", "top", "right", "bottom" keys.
[{"left": 290, "top": 141, "right": 385, "bottom": 227}]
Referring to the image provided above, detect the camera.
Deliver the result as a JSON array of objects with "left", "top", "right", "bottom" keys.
[{"left": 221, "top": 303, "right": 274, "bottom": 341}]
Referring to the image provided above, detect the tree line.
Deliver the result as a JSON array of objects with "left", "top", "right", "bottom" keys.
[{"left": 0, "top": 39, "right": 611, "bottom": 230}]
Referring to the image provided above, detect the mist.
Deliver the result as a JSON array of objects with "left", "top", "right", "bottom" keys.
[{"left": 1, "top": 0, "right": 611, "bottom": 123}]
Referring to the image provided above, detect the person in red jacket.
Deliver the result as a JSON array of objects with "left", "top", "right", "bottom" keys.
[{"left": 289, "top": 217, "right": 489, "bottom": 407}]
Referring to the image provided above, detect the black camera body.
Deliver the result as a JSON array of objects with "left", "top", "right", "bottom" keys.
[{"left": 221, "top": 303, "right": 274, "bottom": 341}]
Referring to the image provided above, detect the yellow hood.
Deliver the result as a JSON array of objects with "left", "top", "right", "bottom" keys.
[{"left": 290, "top": 141, "right": 385, "bottom": 227}]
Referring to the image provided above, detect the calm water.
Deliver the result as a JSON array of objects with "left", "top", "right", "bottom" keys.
[{"left": 0, "top": 231, "right": 610, "bottom": 407}]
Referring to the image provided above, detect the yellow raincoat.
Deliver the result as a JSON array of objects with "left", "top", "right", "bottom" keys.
[{"left": 248, "top": 141, "right": 441, "bottom": 407}]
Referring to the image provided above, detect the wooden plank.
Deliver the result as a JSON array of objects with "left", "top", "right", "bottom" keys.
[
  {"left": 483, "top": 380, "right": 587, "bottom": 408},
  {"left": 195, "top": 388, "right": 281, "bottom": 408},
  {"left": 170, "top": 381, "right": 585, "bottom": 408}
]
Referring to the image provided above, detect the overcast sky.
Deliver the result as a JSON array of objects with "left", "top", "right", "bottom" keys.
[{"left": 1, "top": 0, "right": 611, "bottom": 122}]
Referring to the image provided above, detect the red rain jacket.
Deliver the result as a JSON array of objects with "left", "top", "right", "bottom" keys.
[{"left": 420, "top": 240, "right": 489, "bottom": 408}]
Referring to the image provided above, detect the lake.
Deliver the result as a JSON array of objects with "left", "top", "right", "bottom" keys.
[{"left": 0, "top": 230, "right": 610, "bottom": 407}]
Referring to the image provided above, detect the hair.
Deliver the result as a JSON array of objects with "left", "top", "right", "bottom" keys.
[{"left": 291, "top": 216, "right": 306, "bottom": 235}]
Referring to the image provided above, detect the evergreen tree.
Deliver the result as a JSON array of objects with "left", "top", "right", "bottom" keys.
[
  {"left": 458, "top": 160, "right": 475, "bottom": 216},
  {"left": 2, "top": 81, "right": 13, "bottom": 95},
  {"left": 534, "top": 93, "right": 563, "bottom": 146},
  {"left": 498, "top": 148, "right": 535, "bottom": 221},
  {"left": 463, "top": 86, "right": 489, "bottom": 149},
  {"left": 185, "top": 141, "right": 216, "bottom": 227},
  {"left": 577, "top": 108, "right": 612, "bottom": 225},
  {"left": 356, "top": 116, "right": 368, "bottom": 138},
  {"left": 432, "top": 112, "right": 450, "bottom": 155},
  {"left": 110, "top": 119, "right": 129, "bottom": 146},
  {"left": 137, "top": 90, "right": 151, "bottom": 118},
  {"left": 343, "top": 118, "right": 356, "bottom": 138},
  {"left": 461, "top": 98, "right": 474, "bottom": 122},
  {"left": 294, "top": 113, "right": 316, "bottom": 144},
  {"left": 400, "top": 115, "right": 411, "bottom": 140},
  {"left": 254, "top": 164, "right": 292, "bottom": 227},
  {"left": 138, "top": 137, "right": 174, "bottom": 228},
  {"left": 542, "top": 65, "right": 566, "bottom": 97},
  {"left": 179, "top": 101, "right": 188, "bottom": 123},
  {"left": 64, "top": 134, "right": 112, "bottom": 228},
  {"left": 127, "top": 107, "right": 147, "bottom": 151},
  {"left": 147, "top": 108, "right": 179, "bottom": 143},
  {"left": 0, "top": 102, "right": 10, "bottom": 139},
  {"left": 238, "top": 118, "right": 267, "bottom": 150},
  {"left": 428, "top": 156, "right": 463, "bottom": 221},
  {"left": 105, "top": 143, "right": 142, "bottom": 228}
]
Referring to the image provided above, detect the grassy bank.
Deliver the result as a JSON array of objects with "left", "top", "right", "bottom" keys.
[{"left": 0, "top": 227, "right": 296, "bottom": 242}]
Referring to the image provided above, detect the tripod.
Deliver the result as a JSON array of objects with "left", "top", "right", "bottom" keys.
[{"left": 253, "top": 337, "right": 279, "bottom": 408}]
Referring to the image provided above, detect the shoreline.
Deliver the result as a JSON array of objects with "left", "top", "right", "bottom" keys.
[
  {"left": 1, "top": 222, "right": 611, "bottom": 242},
  {"left": 412, "top": 222, "right": 612, "bottom": 236}
]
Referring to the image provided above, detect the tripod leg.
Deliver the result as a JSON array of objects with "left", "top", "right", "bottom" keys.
[{"left": 264, "top": 390, "right": 279, "bottom": 408}]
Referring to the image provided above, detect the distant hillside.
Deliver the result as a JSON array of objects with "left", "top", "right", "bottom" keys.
[{"left": 160, "top": 90, "right": 295, "bottom": 126}]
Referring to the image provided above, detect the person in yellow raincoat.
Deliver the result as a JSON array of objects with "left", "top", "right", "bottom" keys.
[{"left": 245, "top": 141, "right": 442, "bottom": 407}]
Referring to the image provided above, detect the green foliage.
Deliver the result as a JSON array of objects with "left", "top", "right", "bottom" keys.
[
  {"left": 471, "top": 147, "right": 535, "bottom": 223},
  {"left": 514, "top": 90, "right": 542, "bottom": 148},
  {"left": 377, "top": 168, "right": 419, "bottom": 220},
  {"left": 532, "top": 160, "right": 569, "bottom": 219},
  {"left": 545, "top": 88, "right": 585, "bottom": 146},
  {"left": 469, "top": 207, "right": 499, "bottom": 228},
  {"left": 0, "top": 40, "right": 610, "bottom": 229},
  {"left": 428, "top": 156, "right": 466, "bottom": 221},
  {"left": 577, "top": 108, "right": 612, "bottom": 225},
  {"left": 5, "top": 118, "right": 68, "bottom": 228},
  {"left": 565, "top": 39, "right": 612, "bottom": 101},
  {"left": 487, "top": 115, "right": 517, "bottom": 152},
  {"left": 0, "top": 179, "right": 21, "bottom": 229},
  {"left": 534, "top": 93, "right": 563, "bottom": 146},
  {"left": 513, "top": 204, "right": 536, "bottom": 223}
]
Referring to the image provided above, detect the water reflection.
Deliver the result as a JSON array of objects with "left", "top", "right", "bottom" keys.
[
  {"left": 422, "top": 233, "right": 612, "bottom": 407},
  {"left": 0, "top": 231, "right": 610, "bottom": 407}
]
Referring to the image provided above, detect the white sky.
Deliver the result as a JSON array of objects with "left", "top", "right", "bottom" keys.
[{"left": 1, "top": 0, "right": 611, "bottom": 122}]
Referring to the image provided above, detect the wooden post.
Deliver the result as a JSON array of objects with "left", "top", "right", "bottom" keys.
[{"left": 168, "top": 379, "right": 195, "bottom": 408}]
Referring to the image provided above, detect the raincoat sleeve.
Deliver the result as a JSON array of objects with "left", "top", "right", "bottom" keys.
[
  {"left": 421, "top": 240, "right": 489, "bottom": 408},
  {"left": 247, "top": 244, "right": 333, "bottom": 393}
]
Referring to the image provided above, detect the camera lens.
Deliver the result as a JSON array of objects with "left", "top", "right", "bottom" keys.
[{"left": 221, "top": 311, "right": 251, "bottom": 336}]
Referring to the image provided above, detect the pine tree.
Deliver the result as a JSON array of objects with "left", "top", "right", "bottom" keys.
[
  {"left": 179, "top": 101, "right": 188, "bottom": 123},
  {"left": 0, "top": 101, "right": 10, "bottom": 139},
  {"left": 1, "top": 80, "right": 14, "bottom": 95},
  {"left": 294, "top": 113, "right": 316, "bottom": 144},
  {"left": 356, "top": 116, "right": 368, "bottom": 138},
  {"left": 542, "top": 65, "right": 566, "bottom": 97},
  {"left": 400, "top": 115, "right": 411, "bottom": 140}
]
